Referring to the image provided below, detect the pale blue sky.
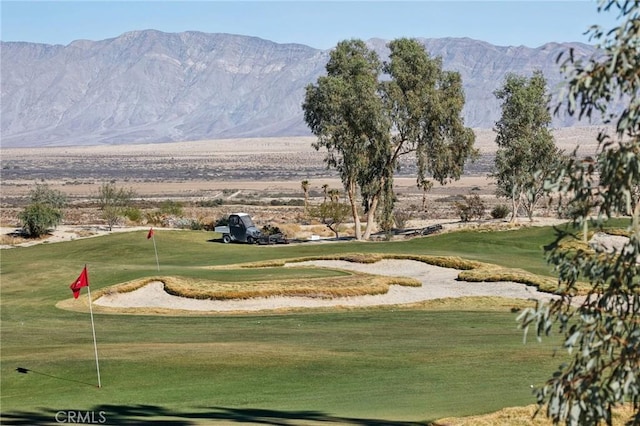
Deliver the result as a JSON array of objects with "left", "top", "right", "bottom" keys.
[{"left": 1, "top": 1, "right": 621, "bottom": 49}]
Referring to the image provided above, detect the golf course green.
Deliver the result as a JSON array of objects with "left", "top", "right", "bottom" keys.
[{"left": 1, "top": 224, "right": 582, "bottom": 424}]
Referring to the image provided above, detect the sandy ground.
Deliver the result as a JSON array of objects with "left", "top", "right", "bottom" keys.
[{"left": 93, "top": 259, "right": 560, "bottom": 313}]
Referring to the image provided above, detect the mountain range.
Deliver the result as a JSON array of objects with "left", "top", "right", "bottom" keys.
[{"left": 1, "top": 30, "right": 598, "bottom": 147}]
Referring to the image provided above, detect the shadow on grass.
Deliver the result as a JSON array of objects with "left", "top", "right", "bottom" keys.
[
  {"left": 14, "top": 367, "right": 97, "bottom": 388},
  {"left": 1, "top": 404, "right": 435, "bottom": 425}
]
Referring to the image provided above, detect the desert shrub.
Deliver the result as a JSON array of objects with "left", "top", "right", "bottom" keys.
[
  {"left": 454, "top": 194, "right": 486, "bottom": 222},
  {"left": 165, "top": 217, "right": 205, "bottom": 231},
  {"left": 490, "top": 204, "right": 510, "bottom": 219},
  {"left": 18, "top": 203, "right": 62, "bottom": 238},
  {"left": 393, "top": 208, "right": 413, "bottom": 229},
  {"left": 214, "top": 215, "right": 229, "bottom": 227},
  {"left": 123, "top": 207, "right": 142, "bottom": 223},
  {"left": 29, "top": 183, "right": 67, "bottom": 208},
  {"left": 188, "top": 219, "right": 204, "bottom": 230},
  {"left": 97, "top": 182, "right": 137, "bottom": 231},
  {"left": 278, "top": 223, "right": 301, "bottom": 237},
  {"left": 159, "top": 200, "right": 184, "bottom": 216},
  {"left": 196, "top": 199, "right": 224, "bottom": 207},
  {"left": 145, "top": 211, "right": 164, "bottom": 226},
  {"left": 18, "top": 184, "right": 67, "bottom": 238},
  {"left": 307, "top": 201, "right": 351, "bottom": 239},
  {"left": 261, "top": 224, "right": 282, "bottom": 235}
]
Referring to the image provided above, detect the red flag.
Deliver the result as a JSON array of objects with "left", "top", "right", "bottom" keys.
[
  {"left": 147, "top": 227, "right": 154, "bottom": 239},
  {"left": 70, "top": 266, "right": 89, "bottom": 299}
]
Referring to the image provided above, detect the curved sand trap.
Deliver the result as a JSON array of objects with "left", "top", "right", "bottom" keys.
[{"left": 94, "top": 260, "right": 558, "bottom": 312}]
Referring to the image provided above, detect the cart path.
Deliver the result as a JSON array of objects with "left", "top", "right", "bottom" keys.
[{"left": 94, "top": 259, "right": 559, "bottom": 312}]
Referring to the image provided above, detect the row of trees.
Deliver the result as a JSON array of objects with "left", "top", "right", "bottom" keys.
[{"left": 303, "top": 37, "right": 565, "bottom": 237}]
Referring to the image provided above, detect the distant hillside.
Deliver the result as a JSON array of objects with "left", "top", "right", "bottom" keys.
[{"left": 1, "top": 30, "right": 598, "bottom": 147}]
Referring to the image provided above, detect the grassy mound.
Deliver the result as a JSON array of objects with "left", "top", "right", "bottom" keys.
[{"left": 96, "top": 268, "right": 420, "bottom": 300}]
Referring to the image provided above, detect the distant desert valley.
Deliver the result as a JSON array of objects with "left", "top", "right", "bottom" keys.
[{"left": 1, "top": 127, "right": 604, "bottom": 238}]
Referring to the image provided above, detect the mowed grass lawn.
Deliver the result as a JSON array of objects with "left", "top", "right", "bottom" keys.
[{"left": 0, "top": 223, "right": 595, "bottom": 424}]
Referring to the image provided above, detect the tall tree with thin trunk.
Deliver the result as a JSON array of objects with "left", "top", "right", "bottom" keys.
[
  {"left": 373, "top": 38, "right": 476, "bottom": 239},
  {"left": 303, "top": 39, "right": 389, "bottom": 240},
  {"left": 492, "top": 71, "right": 561, "bottom": 222}
]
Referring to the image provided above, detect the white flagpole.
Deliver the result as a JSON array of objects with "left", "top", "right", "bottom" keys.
[
  {"left": 85, "top": 277, "right": 102, "bottom": 388},
  {"left": 152, "top": 233, "right": 160, "bottom": 271}
]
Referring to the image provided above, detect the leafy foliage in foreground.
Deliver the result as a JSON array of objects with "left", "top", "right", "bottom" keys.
[{"left": 518, "top": 1, "right": 640, "bottom": 424}]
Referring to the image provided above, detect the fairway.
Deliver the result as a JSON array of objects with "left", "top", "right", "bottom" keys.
[{"left": 0, "top": 226, "right": 572, "bottom": 424}]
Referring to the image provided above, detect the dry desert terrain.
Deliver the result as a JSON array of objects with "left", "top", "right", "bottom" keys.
[{"left": 1, "top": 127, "right": 604, "bottom": 232}]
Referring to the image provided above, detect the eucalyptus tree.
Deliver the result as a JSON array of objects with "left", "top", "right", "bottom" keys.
[
  {"left": 378, "top": 38, "right": 476, "bottom": 237},
  {"left": 303, "top": 39, "right": 389, "bottom": 240},
  {"left": 304, "top": 38, "right": 476, "bottom": 240},
  {"left": 518, "top": 1, "right": 640, "bottom": 424},
  {"left": 492, "top": 71, "right": 562, "bottom": 222}
]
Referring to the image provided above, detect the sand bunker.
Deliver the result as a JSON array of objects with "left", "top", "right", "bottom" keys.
[{"left": 94, "top": 259, "right": 559, "bottom": 312}]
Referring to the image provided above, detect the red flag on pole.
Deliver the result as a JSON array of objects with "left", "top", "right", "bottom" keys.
[
  {"left": 70, "top": 266, "right": 89, "bottom": 299},
  {"left": 147, "top": 227, "right": 154, "bottom": 239}
]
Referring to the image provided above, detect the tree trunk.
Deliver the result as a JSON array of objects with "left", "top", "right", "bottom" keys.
[
  {"left": 347, "top": 181, "right": 362, "bottom": 240},
  {"left": 523, "top": 193, "right": 534, "bottom": 222},
  {"left": 510, "top": 185, "right": 518, "bottom": 223},
  {"left": 362, "top": 194, "right": 380, "bottom": 240},
  {"left": 327, "top": 224, "right": 339, "bottom": 240}
]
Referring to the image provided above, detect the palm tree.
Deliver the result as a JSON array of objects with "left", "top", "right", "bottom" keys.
[
  {"left": 301, "top": 180, "right": 310, "bottom": 208},
  {"left": 321, "top": 184, "right": 329, "bottom": 203},
  {"left": 328, "top": 188, "right": 340, "bottom": 203}
]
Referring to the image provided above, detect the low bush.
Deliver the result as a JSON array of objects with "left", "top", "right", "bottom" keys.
[
  {"left": 196, "top": 199, "right": 224, "bottom": 207},
  {"left": 261, "top": 224, "right": 283, "bottom": 235},
  {"left": 145, "top": 211, "right": 164, "bottom": 226},
  {"left": 18, "top": 203, "right": 62, "bottom": 238},
  {"left": 490, "top": 204, "right": 510, "bottom": 219},
  {"left": 454, "top": 194, "right": 485, "bottom": 222},
  {"left": 393, "top": 208, "right": 413, "bottom": 229},
  {"left": 123, "top": 207, "right": 142, "bottom": 223},
  {"left": 159, "top": 200, "right": 184, "bottom": 216}
]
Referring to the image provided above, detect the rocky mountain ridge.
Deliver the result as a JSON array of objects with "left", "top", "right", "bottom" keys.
[{"left": 1, "top": 30, "right": 598, "bottom": 147}]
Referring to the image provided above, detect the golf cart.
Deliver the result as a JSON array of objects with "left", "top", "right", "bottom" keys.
[{"left": 214, "top": 213, "right": 262, "bottom": 244}]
